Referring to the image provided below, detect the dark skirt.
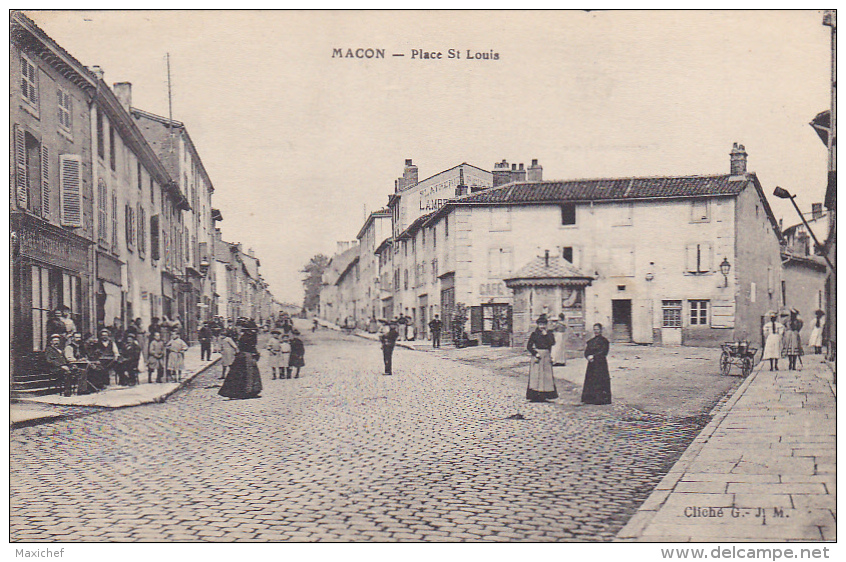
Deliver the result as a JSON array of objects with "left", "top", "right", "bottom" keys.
[
  {"left": 581, "top": 357, "right": 611, "bottom": 405},
  {"left": 289, "top": 354, "right": 305, "bottom": 368},
  {"left": 219, "top": 352, "right": 263, "bottom": 399}
]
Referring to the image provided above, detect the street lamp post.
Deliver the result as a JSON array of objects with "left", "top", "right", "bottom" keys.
[
  {"left": 719, "top": 257, "right": 731, "bottom": 287},
  {"left": 773, "top": 186, "right": 836, "bottom": 272}
]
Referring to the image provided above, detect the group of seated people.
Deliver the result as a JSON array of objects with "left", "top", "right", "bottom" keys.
[{"left": 44, "top": 326, "right": 144, "bottom": 396}]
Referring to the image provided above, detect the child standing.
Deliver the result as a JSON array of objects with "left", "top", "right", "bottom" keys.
[
  {"left": 147, "top": 331, "right": 165, "bottom": 383},
  {"left": 280, "top": 334, "right": 292, "bottom": 379},
  {"left": 266, "top": 330, "right": 283, "bottom": 380},
  {"left": 166, "top": 331, "right": 188, "bottom": 382}
]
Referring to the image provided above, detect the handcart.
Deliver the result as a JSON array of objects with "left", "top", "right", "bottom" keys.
[{"left": 719, "top": 341, "right": 758, "bottom": 377}]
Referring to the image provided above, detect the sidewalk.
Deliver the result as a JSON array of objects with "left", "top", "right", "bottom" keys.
[
  {"left": 617, "top": 354, "right": 836, "bottom": 542},
  {"left": 316, "top": 318, "right": 440, "bottom": 351},
  {"left": 10, "top": 345, "right": 220, "bottom": 428}
]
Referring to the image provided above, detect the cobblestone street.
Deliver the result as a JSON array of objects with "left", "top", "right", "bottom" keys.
[{"left": 11, "top": 327, "right": 728, "bottom": 542}]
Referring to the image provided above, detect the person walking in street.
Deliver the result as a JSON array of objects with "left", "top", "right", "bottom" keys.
[
  {"left": 783, "top": 318, "right": 802, "bottom": 371},
  {"left": 551, "top": 313, "right": 568, "bottom": 366},
  {"left": 762, "top": 311, "right": 784, "bottom": 371},
  {"left": 405, "top": 320, "right": 416, "bottom": 342},
  {"left": 809, "top": 309, "right": 825, "bottom": 354},
  {"left": 526, "top": 315, "right": 558, "bottom": 402},
  {"left": 266, "top": 330, "right": 283, "bottom": 380},
  {"left": 428, "top": 314, "right": 443, "bottom": 348},
  {"left": 218, "top": 328, "right": 263, "bottom": 399},
  {"left": 198, "top": 322, "right": 212, "bottom": 361},
  {"left": 581, "top": 323, "right": 612, "bottom": 405},
  {"left": 219, "top": 329, "right": 238, "bottom": 381},
  {"left": 147, "top": 331, "right": 166, "bottom": 383},
  {"left": 289, "top": 329, "right": 305, "bottom": 379},
  {"left": 380, "top": 321, "right": 400, "bottom": 375},
  {"left": 165, "top": 331, "right": 188, "bottom": 382}
]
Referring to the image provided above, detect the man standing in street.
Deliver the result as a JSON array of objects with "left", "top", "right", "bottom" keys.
[
  {"left": 198, "top": 322, "right": 212, "bottom": 361},
  {"left": 428, "top": 314, "right": 443, "bottom": 348},
  {"left": 379, "top": 321, "right": 400, "bottom": 376}
]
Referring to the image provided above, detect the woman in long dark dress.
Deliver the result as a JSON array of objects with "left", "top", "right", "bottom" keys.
[
  {"left": 218, "top": 327, "right": 263, "bottom": 399},
  {"left": 526, "top": 315, "right": 558, "bottom": 402},
  {"left": 581, "top": 323, "right": 611, "bottom": 405}
]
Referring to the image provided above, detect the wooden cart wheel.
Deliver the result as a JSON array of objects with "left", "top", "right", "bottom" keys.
[
  {"left": 720, "top": 351, "right": 731, "bottom": 376},
  {"left": 741, "top": 357, "right": 753, "bottom": 377}
]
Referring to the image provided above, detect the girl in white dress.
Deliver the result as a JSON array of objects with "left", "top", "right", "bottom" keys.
[
  {"left": 762, "top": 312, "right": 784, "bottom": 371},
  {"left": 808, "top": 310, "right": 825, "bottom": 354}
]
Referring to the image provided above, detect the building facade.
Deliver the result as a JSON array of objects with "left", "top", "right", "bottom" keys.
[
  {"left": 11, "top": 14, "right": 96, "bottom": 377},
  {"left": 325, "top": 147, "right": 793, "bottom": 350}
]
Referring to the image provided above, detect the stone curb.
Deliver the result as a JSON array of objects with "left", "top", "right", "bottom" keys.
[
  {"left": 10, "top": 356, "right": 220, "bottom": 429},
  {"left": 615, "top": 360, "right": 766, "bottom": 540}
]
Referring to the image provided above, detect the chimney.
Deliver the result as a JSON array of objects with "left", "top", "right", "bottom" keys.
[
  {"left": 88, "top": 65, "right": 105, "bottom": 80},
  {"left": 113, "top": 82, "right": 132, "bottom": 112},
  {"left": 512, "top": 162, "right": 527, "bottom": 183},
  {"left": 455, "top": 167, "right": 468, "bottom": 197},
  {"left": 812, "top": 203, "right": 823, "bottom": 219},
  {"left": 527, "top": 159, "right": 543, "bottom": 182},
  {"left": 730, "top": 143, "right": 748, "bottom": 177},
  {"left": 403, "top": 159, "right": 418, "bottom": 188},
  {"left": 492, "top": 159, "right": 512, "bottom": 187}
]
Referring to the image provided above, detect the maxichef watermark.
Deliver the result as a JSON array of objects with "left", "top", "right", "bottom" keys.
[
  {"left": 15, "top": 549, "right": 65, "bottom": 558},
  {"left": 661, "top": 547, "right": 831, "bottom": 560}
]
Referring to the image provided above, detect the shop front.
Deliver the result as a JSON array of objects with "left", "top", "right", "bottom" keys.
[{"left": 11, "top": 213, "right": 92, "bottom": 378}]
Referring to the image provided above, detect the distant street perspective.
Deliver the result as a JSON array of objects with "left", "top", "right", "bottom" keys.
[{"left": 12, "top": 323, "right": 732, "bottom": 542}]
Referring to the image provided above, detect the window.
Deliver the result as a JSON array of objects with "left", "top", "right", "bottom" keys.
[
  {"left": 150, "top": 178, "right": 155, "bottom": 204},
  {"left": 685, "top": 242, "right": 713, "bottom": 274},
  {"left": 490, "top": 207, "right": 512, "bottom": 231},
  {"left": 109, "top": 124, "right": 116, "bottom": 171},
  {"left": 662, "top": 300, "right": 682, "bottom": 328},
  {"left": 488, "top": 247, "right": 513, "bottom": 278},
  {"left": 611, "top": 247, "right": 635, "bottom": 277},
  {"left": 31, "top": 266, "right": 50, "bottom": 351},
  {"left": 561, "top": 203, "right": 576, "bottom": 226},
  {"left": 444, "top": 215, "right": 449, "bottom": 237},
  {"left": 562, "top": 246, "right": 573, "bottom": 263},
  {"left": 97, "top": 180, "right": 108, "bottom": 244},
  {"left": 781, "top": 280, "right": 787, "bottom": 307},
  {"left": 96, "top": 111, "right": 105, "bottom": 160},
  {"left": 13, "top": 127, "right": 48, "bottom": 217},
  {"left": 137, "top": 162, "right": 143, "bottom": 191},
  {"left": 404, "top": 269, "right": 409, "bottom": 290},
  {"left": 20, "top": 54, "right": 38, "bottom": 110},
  {"left": 690, "top": 300, "right": 709, "bottom": 326},
  {"left": 57, "top": 88, "right": 72, "bottom": 130},
  {"left": 691, "top": 199, "right": 710, "bottom": 222}
]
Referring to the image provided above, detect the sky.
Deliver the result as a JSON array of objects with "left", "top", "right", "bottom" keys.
[{"left": 25, "top": 10, "right": 833, "bottom": 304}]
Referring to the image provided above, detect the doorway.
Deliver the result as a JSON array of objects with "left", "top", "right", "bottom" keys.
[{"left": 611, "top": 299, "right": 632, "bottom": 343}]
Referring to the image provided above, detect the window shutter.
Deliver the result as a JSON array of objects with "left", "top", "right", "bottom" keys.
[
  {"left": 40, "top": 144, "right": 50, "bottom": 218},
  {"left": 150, "top": 214, "right": 159, "bottom": 260},
  {"left": 702, "top": 242, "right": 713, "bottom": 272},
  {"left": 685, "top": 244, "right": 695, "bottom": 272},
  {"left": 502, "top": 247, "right": 513, "bottom": 276},
  {"left": 14, "top": 125, "right": 28, "bottom": 209},
  {"left": 111, "top": 191, "right": 118, "bottom": 249},
  {"left": 59, "top": 155, "right": 82, "bottom": 227}
]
